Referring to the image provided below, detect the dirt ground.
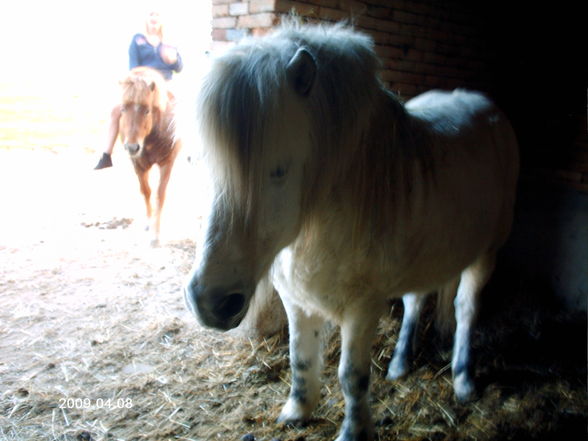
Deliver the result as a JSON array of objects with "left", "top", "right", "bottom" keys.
[{"left": 0, "top": 87, "right": 586, "bottom": 441}]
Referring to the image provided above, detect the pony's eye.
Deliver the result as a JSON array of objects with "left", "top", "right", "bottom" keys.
[{"left": 270, "top": 165, "right": 288, "bottom": 181}]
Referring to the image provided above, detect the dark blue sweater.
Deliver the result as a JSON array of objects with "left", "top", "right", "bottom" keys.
[{"left": 128, "top": 33, "right": 183, "bottom": 80}]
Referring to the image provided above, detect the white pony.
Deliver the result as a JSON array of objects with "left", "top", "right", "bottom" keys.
[{"left": 184, "top": 23, "right": 518, "bottom": 441}]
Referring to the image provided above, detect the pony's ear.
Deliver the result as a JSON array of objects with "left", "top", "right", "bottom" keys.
[
  {"left": 149, "top": 81, "right": 156, "bottom": 92},
  {"left": 286, "top": 48, "right": 316, "bottom": 97}
]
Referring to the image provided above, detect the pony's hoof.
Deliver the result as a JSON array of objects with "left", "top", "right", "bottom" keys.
[
  {"left": 386, "top": 357, "right": 410, "bottom": 381},
  {"left": 334, "top": 434, "right": 373, "bottom": 441},
  {"left": 277, "top": 399, "right": 312, "bottom": 426},
  {"left": 150, "top": 238, "right": 160, "bottom": 248},
  {"left": 334, "top": 426, "right": 374, "bottom": 441},
  {"left": 453, "top": 373, "right": 477, "bottom": 403},
  {"left": 334, "top": 408, "right": 374, "bottom": 441}
]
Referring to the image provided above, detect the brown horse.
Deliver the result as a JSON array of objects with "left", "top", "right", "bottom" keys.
[{"left": 119, "top": 67, "right": 182, "bottom": 246}]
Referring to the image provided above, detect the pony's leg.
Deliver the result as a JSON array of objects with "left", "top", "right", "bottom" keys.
[
  {"left": 452, "top": 252, "right": 495, "bottom": 402},
  {"left": 278, "top": 300, "right": 325, "bottom": 424},
  {"left": 152, "top": 161, "right": 174, "bottom": 247},
  {"left": 387, "top": 293, "right": 426, "bottom": 380},
  {"left": 336, "top": 311, "right": 379, "bottom": 441},
  {"left": 136, "top": 168, "right": 152, "bottom": 228}
]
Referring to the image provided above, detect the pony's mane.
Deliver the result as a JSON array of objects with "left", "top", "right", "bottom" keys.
[
  {"left": 121, "top": 67, "right": 169, "bottom": 112},
  {"left": 199, "top": 22, "right": 420, "bottom": 236}
]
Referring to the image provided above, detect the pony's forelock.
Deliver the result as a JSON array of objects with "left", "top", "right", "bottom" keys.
[
  {"left": 198, "top": 22, "right": 412, "bottom": 239},
  {"left": 122, "top": 67, "right": 168, "bottom": 112},
  {"left": 197, "top": 37, "right": 289, "bottom": 225}
]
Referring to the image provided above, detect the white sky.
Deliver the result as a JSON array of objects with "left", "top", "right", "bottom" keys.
[{"left": 0, "top": 0, "right": 212, "bottom": 91}]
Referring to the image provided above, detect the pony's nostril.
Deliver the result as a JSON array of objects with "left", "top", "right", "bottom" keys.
[
  {"left": 216, "top": 293, "right": 246, "bottom": 320},
  {"left": 125, "top": 143, "right": 141, "bottom": 154}
]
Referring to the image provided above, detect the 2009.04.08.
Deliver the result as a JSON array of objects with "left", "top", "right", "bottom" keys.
[{"left": 58, "top": 397, "right": 133, "bottom": 410}]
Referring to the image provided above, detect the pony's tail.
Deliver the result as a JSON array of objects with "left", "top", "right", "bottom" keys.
[{"left": 435, "top": 277, "right": 460, "bottom": 336}]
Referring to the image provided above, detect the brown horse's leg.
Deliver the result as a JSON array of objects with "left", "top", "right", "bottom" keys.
[
  {"left": 151, "top": 142, "right": 181, "bottom": 247},
  {"left": 152, "top": 160, "right": 174, "bottom": 247},
  {"left": 136, "top": 168, "right": 152, "bottom": 230}
]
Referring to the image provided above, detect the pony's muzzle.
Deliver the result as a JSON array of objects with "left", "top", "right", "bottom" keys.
[
  {"left": 124, "top": 142, "right": 142, "bottom": 155},
  {"left": 184, "top": 280, "right": 249, "bottom": 331}
]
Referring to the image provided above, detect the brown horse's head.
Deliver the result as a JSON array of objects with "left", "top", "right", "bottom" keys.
[{"left": 119, "top": 67, "right": 168, "bottom": 156}]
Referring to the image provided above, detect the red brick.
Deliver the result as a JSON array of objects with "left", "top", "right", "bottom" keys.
[
  {"left": 383, "top": 59, "right": 417, "bottom": 73},
  {"left": 275, "top": 0, "right": 319, "bottom": 16},
  {"left": 389, "top": 82, "right": 419, "bottom": 99},
  {"left": 380, "top": 69, "right": 424, "bottom": 85},
  {"left": 423, "top": 51, "right": 446, "bottom": 65},
  {"left": 317, "top": 6, "right": 349, "bottom": 22},
  {"left": 237, "top": 13, "right": 277, "bottom": 29},
  {"left": 424, "top": 75, "right": 444, "bottom": 88},
  {"left": 414, "top": 37, "right": 436, "bottom": 52},
  {"left": 367, "top": 5, "right": 392, "bottom": 19},
  {"left": 403, "top": 48, "right": 423, "bottom": 62},
  {"left": 338, "top": 0, "right": 368, "bottom": 16},
  {"left": 374, "top": 31, "right": 413, "bottom": 48},
  {"left": 226, "top": 28, "right": 249, "bottom": 41},
  {"left": 356, "top": 15, "right": 397, "bottom": 33},
  {"left": 212, "top": 28, "right": 227, "bottom": 41},
  {"left": 250, "top": 0, "right": 276, "bottom": 13},
  {"left": 394, "top": 9, "right": 423, "bottom": 26},
  {"left": 296, "top": 0, "right": 337, "bottom": 7},
  {"left": 212, "top": 5, "right": 229, "bottom": 17},
  {"left": 375, "top": 45, "right": 404, "bottom": 59},
  {"left": 368, "top": 0, "right": 401, "bottom": 7},
  {"left": 213, "top": 16, "right": 237, "bottom": 29},
  {"left": 230, "top": 2, "right": 249, "bottom": 16},
  {"left": 251, "top": 27, "right": 274, "bottom": 37}
]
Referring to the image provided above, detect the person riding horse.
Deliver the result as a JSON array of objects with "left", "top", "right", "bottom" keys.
[{"left": 94, "top": 9, "right": 182, "bottom": 170}]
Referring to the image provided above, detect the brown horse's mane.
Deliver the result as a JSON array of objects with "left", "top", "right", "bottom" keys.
[{"left": 121, "top": 67, "right": 169, "bottom": 113}]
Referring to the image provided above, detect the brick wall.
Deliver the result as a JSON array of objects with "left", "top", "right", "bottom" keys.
[
  {"left": 211, "top": 0, "right": 491, "bottom": 99},
  {"left": 212, "top": 0, "right": 280, "bottom": 48},
  {"left": 209, "top": 0, "right": 587, "bottom": 192}
]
